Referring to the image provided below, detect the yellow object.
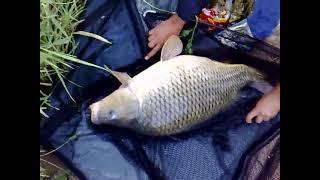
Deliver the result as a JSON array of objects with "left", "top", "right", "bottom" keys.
[{"left": 212, "top": 16, "right": 228, "bottom": 24}]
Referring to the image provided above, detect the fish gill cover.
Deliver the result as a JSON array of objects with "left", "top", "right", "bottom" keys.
[{"left": 40, "top": 0, "right": 280, "bottom": 180}]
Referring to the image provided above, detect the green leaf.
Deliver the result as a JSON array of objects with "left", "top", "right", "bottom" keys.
[
  {"left": 40, "top": 82, "right": 52, "bottom": 86},
  {"left": 183, "top": 16, "right": 198, "bottom": 55},
  {"left": 40, "top": 0, "right": 53, "bottom": 4},
  {"left": 180, "top": 29, "right": 193, "bottom": 37},
  {"left": 41, "top": 47, "right": 106, "bottom": 71},
  {"left": 54, "top": 67, "right": 76, "bottom": 103},
  {"left": 187, "top": 48, "right": 193, "bottom": 55},
  {"left": 55, "top": 174, "right": 68, "bottom": 180},
  {"left": 40, "top": 0, "right": 88, "bottom": 113},
  {"left": 185, "top": 38, "right": 193, "bottom": 55},
  {"left": 40, "top": 107, "right": 49, "bottom": 118},
  {"left": 50, "top": 17, "right": 69, "bottom": 38},
  {"left": 40, "top": 166, "right": 49, "bottom": 178},
  {"left": 53, "top": 37, "right": 71, "bottom": 45},
  {"left": 61, "top": 74, "right": 83, "bottom": 88}
]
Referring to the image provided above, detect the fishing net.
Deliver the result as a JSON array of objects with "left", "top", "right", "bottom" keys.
[{"left": 240, "top": 133, "right": 280, "bottom": 180}]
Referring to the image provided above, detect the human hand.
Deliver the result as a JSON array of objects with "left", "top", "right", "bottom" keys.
[
  {"left": 246, "top": 85, "right": 280, "bottom": 123},
  {"left": 145, "top": 14, "right": 185, "bottom": 60}
]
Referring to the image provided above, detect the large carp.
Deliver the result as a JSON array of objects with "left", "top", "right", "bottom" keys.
[{"left": 90, "top": 35, "right": 263, "bottom": 136}]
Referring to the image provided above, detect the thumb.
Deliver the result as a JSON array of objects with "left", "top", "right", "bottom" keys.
[{"left": 246, "top": 108, "right": 259, "bottom": 124}]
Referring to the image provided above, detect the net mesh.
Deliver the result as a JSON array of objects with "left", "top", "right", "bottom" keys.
[{"left": 64, "top": 87, "right": 280, "bottom": 180}]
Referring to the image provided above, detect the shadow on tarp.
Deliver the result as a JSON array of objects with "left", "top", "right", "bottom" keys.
[{"left": 40, "top": 0, "right": 280, "bottom": 179}]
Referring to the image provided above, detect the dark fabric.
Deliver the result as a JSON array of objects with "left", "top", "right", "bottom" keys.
[
  {"left": 247, "top": 0, "right": 280, "bottom": 40},
  {"left": 176, "top": 0, "right": 209, "bottom": 21},
  {"left": 40, "top": 1, "right": 280, "bottom": 180}
]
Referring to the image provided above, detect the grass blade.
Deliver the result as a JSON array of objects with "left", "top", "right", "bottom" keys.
[
  {"left": 41, "top": 47, "right": 107, "bottom": 71},
  {"left": 73, "top": 31, "right": 112, "bottom": 44},
  {"left": 54, "top": 67, "right": 76, "bottom": 103}
]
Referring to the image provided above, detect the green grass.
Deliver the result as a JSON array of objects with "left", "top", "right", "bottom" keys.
[
  {"left": 40, "top": 0, "right": 111, "bottom": 118},
  {"left": 40, "top": 0, "right": 86, "bottom": 114},
  {"left": 40, "top": 0, "right": 113, "bottom": 178}
]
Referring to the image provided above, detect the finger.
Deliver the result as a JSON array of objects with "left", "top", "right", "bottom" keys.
[
  {"left": 149, "top": 28, "right": 156, "bottom": 35},
  {"left": 255, "top": 115, "right": 264, "bottom": 123},
  {"left": 148, "top": 39, "right": 158, "bottom": 48},
  {"left": 148, "top": 35, "right": 156, "bottom": 42},
  {"left": 145, "top": 44, "right": 162, "bottom": 60},
  {"left": 263, "top": 115, "right": 272, "bottom": 122},
  {"left": 246, "top": 109, "right": 259, "bottom": 123},
  {"left": 263, "top": 117, "right": 271, "bottom": 122}
]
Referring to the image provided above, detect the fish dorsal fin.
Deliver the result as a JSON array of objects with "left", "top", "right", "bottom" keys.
[
  {"left": 104, "top": 65, "right": 132, "bottom": 85},
  {"left": 160, "top": 35, "right": 183, "bottom": 61}
]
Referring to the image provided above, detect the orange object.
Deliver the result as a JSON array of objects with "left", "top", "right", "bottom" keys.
[
  {"left": 212, "top": 17, "right": 228, "bottom": 24},
  {"left": 199, "top": 8, "right": 229, "bottom": 26}
]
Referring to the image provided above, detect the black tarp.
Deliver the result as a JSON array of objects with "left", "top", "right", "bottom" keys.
[{"left": 40, "top": 0, "right": 280, "bottom": 179}]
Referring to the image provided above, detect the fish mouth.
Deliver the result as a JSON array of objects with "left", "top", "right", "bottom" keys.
[{"left": 89, "top": 103, "right": 101, "bottom": 125}]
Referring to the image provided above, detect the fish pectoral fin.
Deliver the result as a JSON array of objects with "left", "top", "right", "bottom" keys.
[
  {"left": 160, "top": 35, "right": 183, "bottom": 61},
  {"left": 103, "top": 65, "right": 132, "bottom": 85}
]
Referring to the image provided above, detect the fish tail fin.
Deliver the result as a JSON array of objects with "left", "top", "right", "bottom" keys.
[
  {"left": 243, "top": 65, "right": 265, "bottom": 82},
  {"left": 244, "top": 65, "right": 274, "bottom": 93},
  {"left": 250, "top": 80, "right": 274, "bottom": 93}
]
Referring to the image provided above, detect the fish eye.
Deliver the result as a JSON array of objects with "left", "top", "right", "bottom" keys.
[{"left": 106, "top": 110, "right": 116, "bottom": 120}]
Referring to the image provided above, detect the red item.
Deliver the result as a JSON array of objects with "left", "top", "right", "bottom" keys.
[
  {"left": 199, "top": 8, "right": 214, "bottom": 20},
  {"left": 198, "top": 8, "right": 229, "bottom": 26}
]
